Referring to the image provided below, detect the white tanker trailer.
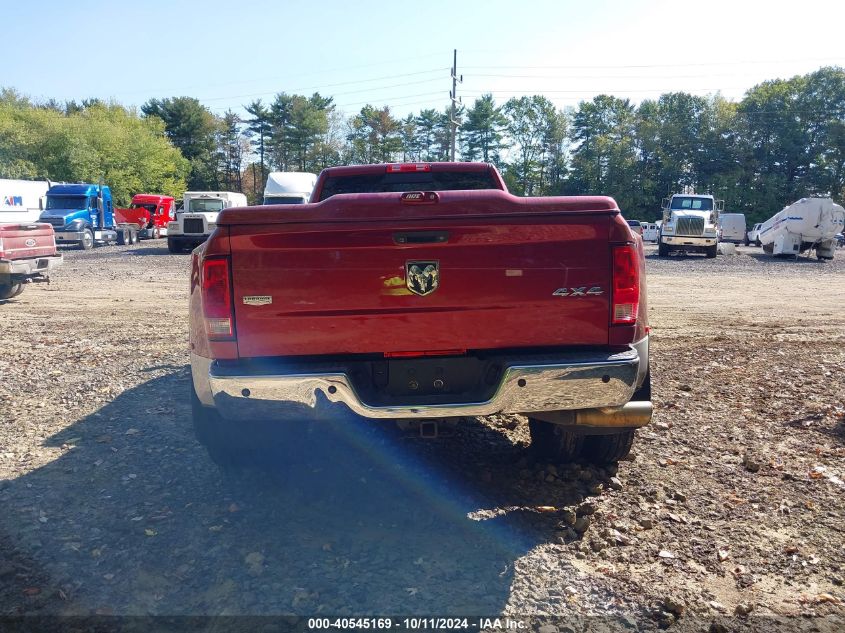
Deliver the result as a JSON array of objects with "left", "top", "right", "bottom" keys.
[{"left": 759, "top": 197, "right": 845, "bottom": 260}]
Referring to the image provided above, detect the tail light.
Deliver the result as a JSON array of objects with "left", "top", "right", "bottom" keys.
[
  {"left": 202, "top": 256, "right": 234, "bottom": 340},
  {"left": 612, "top": 245, "right": 639, "bottom": 325}
]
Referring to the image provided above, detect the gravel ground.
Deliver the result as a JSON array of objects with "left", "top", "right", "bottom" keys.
[{"left": 0, "top": 240, "right": 843, "bottom": 631}]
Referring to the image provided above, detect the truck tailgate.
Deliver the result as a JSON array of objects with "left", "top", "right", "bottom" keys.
[
  {"left": 226, "top": 193, "right": 616, "bottom": 358},
  {"left": 0, "top": 223, "right": 57, "bottom": 259}
]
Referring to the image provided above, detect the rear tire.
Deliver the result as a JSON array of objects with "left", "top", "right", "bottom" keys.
[
  {"left": 528, "top": 418, "right": 584, "bottom": 462},
  {"left": 583, "top": 431, "right": 635, "bottom": 464},
  {"left": 0, "top": 283, "right": 24, "bottom": 300}
]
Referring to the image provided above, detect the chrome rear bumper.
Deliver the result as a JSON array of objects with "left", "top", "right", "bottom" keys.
[
  {"left": 195, "top": 341, "right": 648, "bottom": 423},
  {"left": 0, "top": 254, "right": 63, "bottom": 278}
]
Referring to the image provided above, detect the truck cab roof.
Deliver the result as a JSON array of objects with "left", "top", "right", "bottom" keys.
[
  {"left": 131, "top": 194, "right": 174, "bottom": 204},
  {"left": 48, "top": 183, "right": 110, "bottom": 196},
  {"left": 264, "top": 172, "right": 317, "bottom": 195},
  {"left": 671, "top": 193, "right": 714, "bottom": 199}
]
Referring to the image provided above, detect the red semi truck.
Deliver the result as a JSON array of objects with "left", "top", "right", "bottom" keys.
[
  {"left": 188, "top": 162, "right": 651, "bottom": 471},
  {"left": 0, "top": 222, "right": 63, "bottom": 300},
  {"left": 113, "top": 194, "right": 175, "bottom": 242}
]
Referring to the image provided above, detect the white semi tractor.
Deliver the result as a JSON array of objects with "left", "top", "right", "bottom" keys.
[
  {"left": 263, "top": 172, "right": 317, "bottom": 205},
  {"left": 658, "top": 193, "right": 722, "bottom": 258},
  {"left": 759, "top": 197, "right": 845, "bottom": 260},
  {"left": 166, "top": 191, "right": 248, "bottom": 253}
]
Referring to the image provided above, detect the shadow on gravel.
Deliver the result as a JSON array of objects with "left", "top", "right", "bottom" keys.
[
  {"left": 642, "top": 252, "right": 710, "bottom": 261},
  {"left": 0, "top": 370, "right": 605, "bottom": 616},
  {"left": 124, "top": 247, "right": 179, "bottom": 257},
  {"left": 745, "top": 252, "right": 830, "bottom": 264}
]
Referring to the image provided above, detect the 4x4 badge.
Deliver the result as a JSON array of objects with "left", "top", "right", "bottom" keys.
[
  {"left": 553, "top": 286, "right": 604, "bottom": 297},
  {"left": 406, "top": 261, "right": 439, "bottom": 296}
]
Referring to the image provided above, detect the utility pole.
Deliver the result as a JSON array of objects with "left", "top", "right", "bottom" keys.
[{"left": 449, "top": 49, "right": 462, "bottom": 161}]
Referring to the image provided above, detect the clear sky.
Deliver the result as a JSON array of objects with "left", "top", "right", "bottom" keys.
[{"left": 5, "top": 0, "right": 845, "bottom": 118}]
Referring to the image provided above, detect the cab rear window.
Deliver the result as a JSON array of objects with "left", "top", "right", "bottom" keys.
[{"left": 317, "top": 170, "right": 500, "bottom": 201}]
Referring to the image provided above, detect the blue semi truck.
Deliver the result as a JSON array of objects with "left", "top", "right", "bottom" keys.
[{"left": 38, "top": 183, "right": 140, "bottom": 249}]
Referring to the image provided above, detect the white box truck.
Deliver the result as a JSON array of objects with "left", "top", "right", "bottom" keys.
[
  {"left": 167, "top": 191, "right": 248, "bottom": 253},
  {"left": 642, "top": 222, "right": 659, "bottom": 242},
  {"left": 1, "top": 179, "right": 50, "bottom": 224},
  {"left": 718, "top": 213, "right": 746, "bottom": 244},
  {"left": 263, "top": 172, "right": 317, "bottom": 205}
]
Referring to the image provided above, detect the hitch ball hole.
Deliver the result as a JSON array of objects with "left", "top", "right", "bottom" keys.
[
  {"left": 602, "top": 375, "right": 610, "bottom": 383},
  {"left": 328, "top": 386, "right": 337, "bottom": 395},
  {"left": 241, "top": 388, "right": 251, "bottom": 397},
  {"left": 517, "top": 379, "right": 527, "bottom": 388}
]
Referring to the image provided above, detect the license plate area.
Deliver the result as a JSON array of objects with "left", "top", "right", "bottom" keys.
[{"left": 353, "top": 356, "right": 502, "bottom": 405}]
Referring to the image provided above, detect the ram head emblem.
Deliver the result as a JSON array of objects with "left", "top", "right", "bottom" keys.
[{"left": 406, "top": 261, "right": 439, "bottom": 296}]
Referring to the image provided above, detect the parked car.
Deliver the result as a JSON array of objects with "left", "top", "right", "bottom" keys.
[
  {"left": 746, "top": 223, "right": 763, "bottom": 246},
  {"left": 626, "top": 219, "right": 643, "bottom": 236},
  {"left": 0, "top": 222, "right": 63, "bottom": 299}
]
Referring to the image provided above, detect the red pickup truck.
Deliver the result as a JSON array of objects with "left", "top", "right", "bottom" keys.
[
  {"left": 189, "top": 163, "right": 651, "bottom": 470},
  {"left": 0, "top": 222, "right": 63, "bottom": 300}
]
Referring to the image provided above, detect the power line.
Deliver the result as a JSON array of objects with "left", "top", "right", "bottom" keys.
[
  {"left": 462, "top": 57, "right": 845, "bottom": 70},
  {"left": 460, "top": 87, "right": 747, "bottom": 95},
  {"left": 470, "top": 72, "right": 812, "bottom": 80},
  {"left": 199, "top": 72, "right": 448, "bottom": 103},
  {"left": 112, "top": 55, "right": 448, "bottom": 97},
  {"left": 333, "top": 91, "right": 447, "bottom": 110}
]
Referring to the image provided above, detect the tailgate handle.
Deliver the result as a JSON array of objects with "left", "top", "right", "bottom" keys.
[{"left": 393, "top": 231, "right": 449, "bottom": 245}]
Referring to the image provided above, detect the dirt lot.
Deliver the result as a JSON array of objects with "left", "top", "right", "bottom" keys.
[{"left": 0, "top": 240, "right": 843, "bottom": 631}]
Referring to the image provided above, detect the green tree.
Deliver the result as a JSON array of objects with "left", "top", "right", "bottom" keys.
[
  {"left": 218, "top": 110, "right": 248, "bottom": 192},
  {"left": 0, "top": 96, "right": 188, "bottom": 204},
  {"left": 346, "top": 105, "right": 403, "bottom": 163},
  {"left": 502, "top": 95, "right": 560, "bottom": 195},
  {"left": 141, "top": 96, "right": 218, "bottom": 189},
  {"left": 244, "top": 99, "right": 271, "bottom": 195},
  {"left": 461, "top": 94, "right": 508, "bottom": 165},
  {"left": 568, "top": 95, "right": 639, "bottom": 211},
  {"left": 398, "top": 114, "right": 418, "bottom": 161}
]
